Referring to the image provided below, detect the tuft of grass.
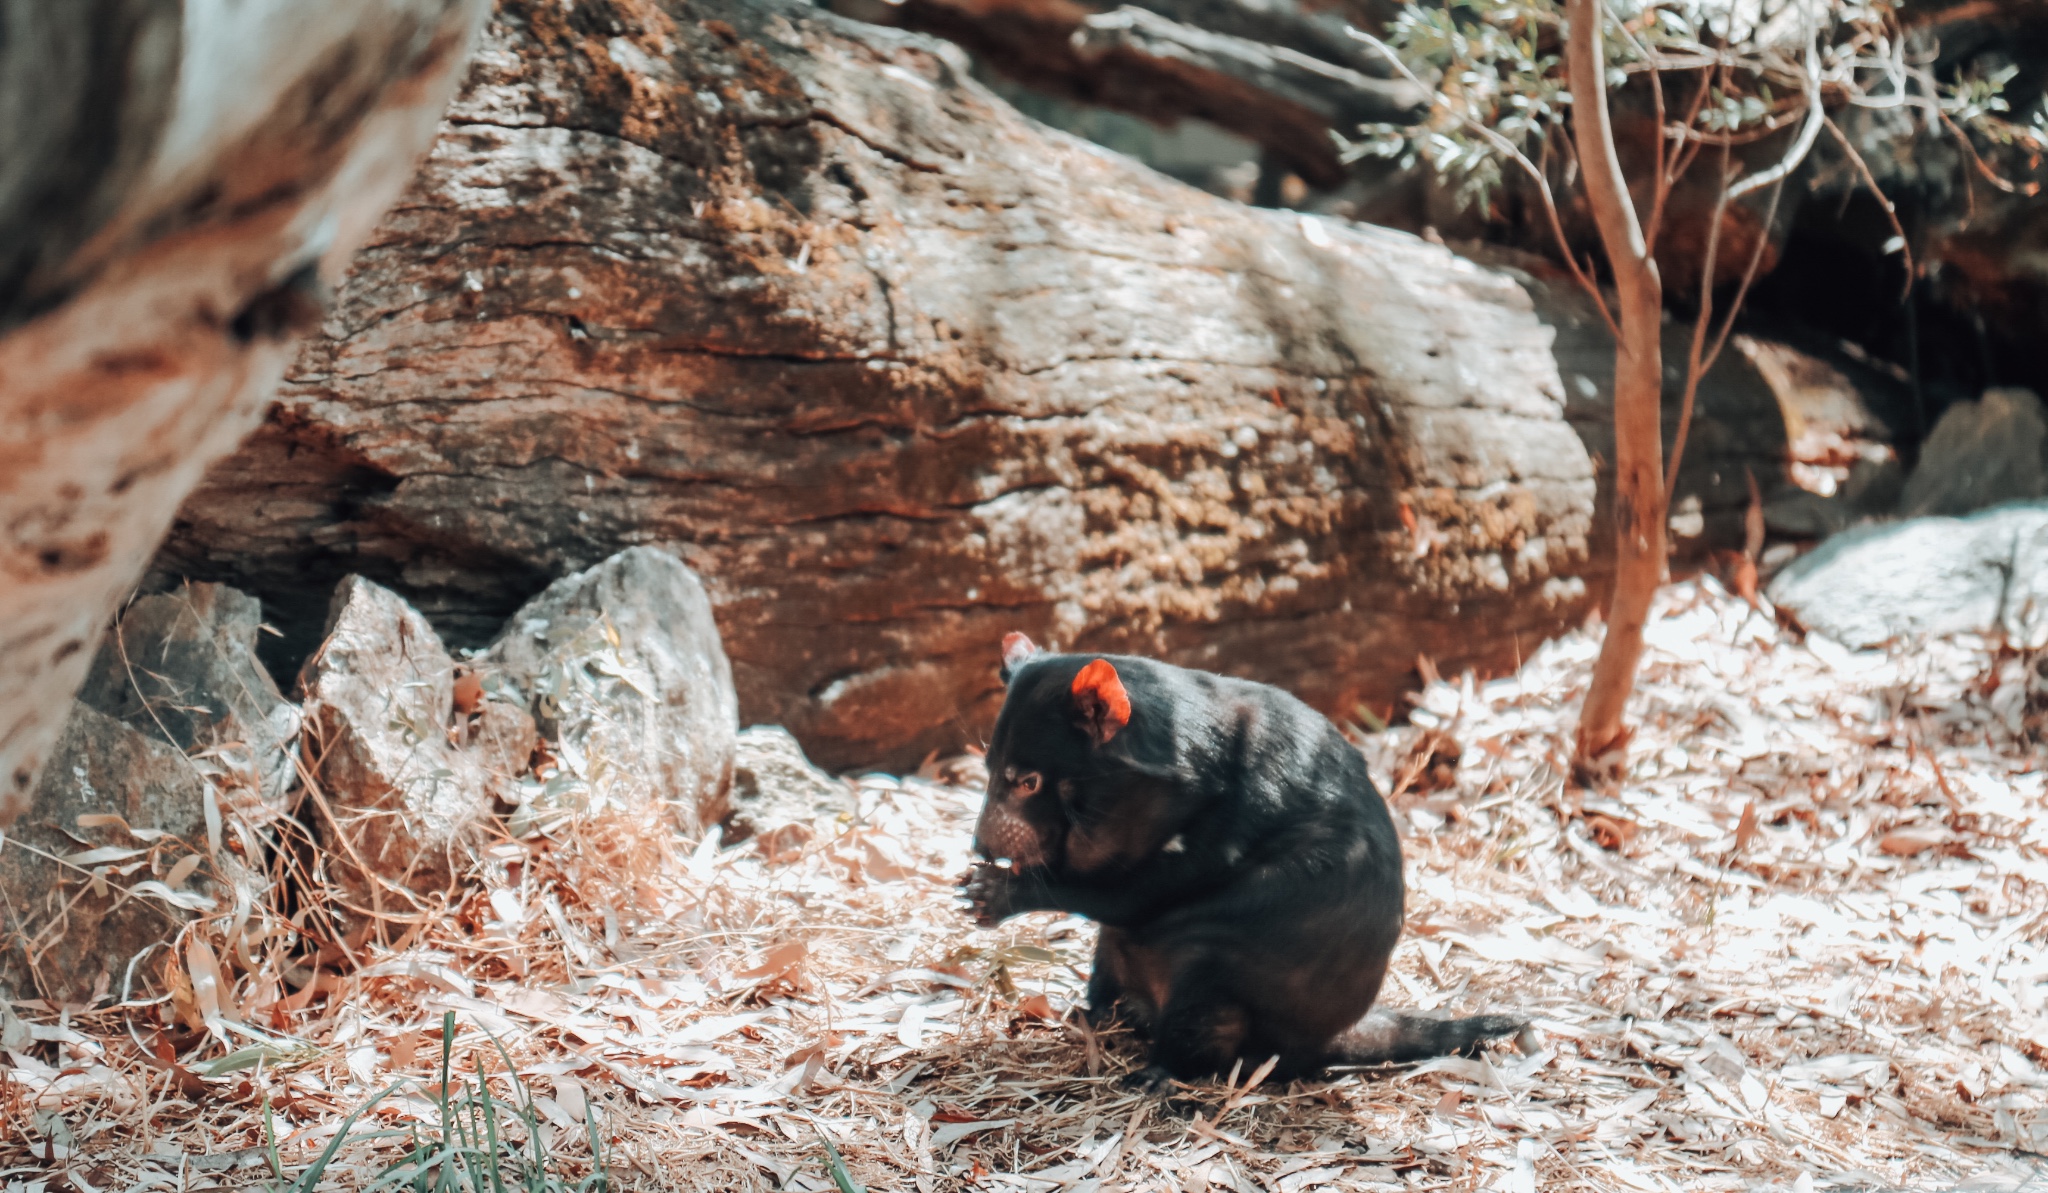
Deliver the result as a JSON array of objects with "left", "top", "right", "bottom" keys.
[{"left": 278, "top": 1012, "right": 606, "bottom": 1193}]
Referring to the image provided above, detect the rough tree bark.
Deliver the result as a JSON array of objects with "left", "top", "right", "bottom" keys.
[
  {"left": 0, "top": 0, "right": 489, "bottom": 826},
  {"left": 157, "top": 0, "right": 1603, "bottom": 772},
  {"left": 1565, "top": 0, "right": 1665, "bottom": 774}
]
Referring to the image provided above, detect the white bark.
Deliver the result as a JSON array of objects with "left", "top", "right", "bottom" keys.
[{"left": 0, "top": 0, "right": 490, "bottom": 825}]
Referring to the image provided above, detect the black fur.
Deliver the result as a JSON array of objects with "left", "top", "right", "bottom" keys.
[{"left": 964, "top": 642, "right": 1523, "bottom": 1086}]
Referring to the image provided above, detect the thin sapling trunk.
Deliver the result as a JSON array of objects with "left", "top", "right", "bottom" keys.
[{"left": 1565, "top": 0, "right": 1666, "bottom": 779}]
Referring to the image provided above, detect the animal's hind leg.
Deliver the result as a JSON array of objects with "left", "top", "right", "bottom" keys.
[
  {"left": 1087, "top": 928, "right": 1154, "bottom": 1030},
  {"left": 1127, "top": 973, "right": 1249, "bottom": 1091}
]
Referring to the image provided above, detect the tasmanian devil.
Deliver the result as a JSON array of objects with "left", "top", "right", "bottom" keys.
[{"left": 962, "top": 633, "right": 1523, "bottom": 1088}]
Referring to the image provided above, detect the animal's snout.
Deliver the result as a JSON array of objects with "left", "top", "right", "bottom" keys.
[{"left": 973, "top": 797, "right": 1047, "bottom": 869}]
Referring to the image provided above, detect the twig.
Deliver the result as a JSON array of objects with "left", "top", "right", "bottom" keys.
[
  {"left": 1665, "top": 170, "right": 1786, "bottom": 506},
  {"left": 1725, "top": 33, "right": 1825, "bottom": 201},
  {"left": 1821, "top": 116, "right": 1915, "bottom": 300},
  {"left": 1665, "top": 147, "right": 1732, "bottom": 511},
  {"left": 1935, "top": 103, "right": 2042, "bottom": 197},
  {"left": 1601, "top": 2, "right": 1670, "bottom": 254}
]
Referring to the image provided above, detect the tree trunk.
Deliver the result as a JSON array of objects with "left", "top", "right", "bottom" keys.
[
  {"left": 155, "top": 0, "right": 1603, "bottom": 773},
  {"left": 0, "top": 0, "right": 488, "bottom": 827},
  {"left": 1565, "top": 0, "right": 1665, "bottom": 776}
]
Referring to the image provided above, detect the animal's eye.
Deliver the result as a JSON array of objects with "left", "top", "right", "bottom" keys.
[{"left": 1010, "top": 771, "right": 1043, "bottom": 798}]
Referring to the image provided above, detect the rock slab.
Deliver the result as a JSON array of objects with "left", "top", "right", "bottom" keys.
[
  {"left": 1767, "top": 501, "right": 2048, "bottom": 648},
  {"left": 299, "top": 577, "right": 531, "bottom": 910},
  {"left": 0, "top": 705, "right": 214, "bottom": 1004},
  {"left": 484, "top": 548, "right": 737, "bottom": 827},
  {"left": 1898, "top": 389, "right": 2048, "bottom": 519},
  {"left": 77, "top": 583, "right": 301, "bottom": 809}
]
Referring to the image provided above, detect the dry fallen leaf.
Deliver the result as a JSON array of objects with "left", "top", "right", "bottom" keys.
[
  {"left": 452, "top": 669, "right": 484, "bottom": 716},
  {"left": 1877, "top": 827, "right": 1946, "bottom": 856},
  {"left": 165, "top": 854, "right": 204, "bottom": 889},
  {"left": 1014, "top": 993, "right": 1057, "bottom": 1021},
  {"left": 1734, "top": 800, "right": 1760, "bottom": 851},
  {"left": 1583, "top": 812, "right": 1639, "bottom": 850},
  {"left": 732, "top": 940, "right": 807, "bottom": 982}
]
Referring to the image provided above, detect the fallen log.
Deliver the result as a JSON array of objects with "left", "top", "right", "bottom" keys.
[{"left": 157, "top": 0, "right": 1601, "bottom": 771}]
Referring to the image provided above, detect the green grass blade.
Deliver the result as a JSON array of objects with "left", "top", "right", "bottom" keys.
[
  {"left": 289, "top": 1079, "right": 407, "bottom": 1193},
  {"left": 438, "top": 1010, "right": 456, "bottom": 1111},
  {"left": 580, "top": 1106, "right": 607, "bottom": 1193},
  {"left": 816, "top": 1126, "right": 865, "bottom": 1193},
  {"left": 520, "top": 1094, "right": 549, "bottom": 1193},
  {"left": 264, "top": 1095, "right": 286, "bottom": 1181},
  {"left": 479, "top": 1071, "right": 509, "bottom": 1193}
]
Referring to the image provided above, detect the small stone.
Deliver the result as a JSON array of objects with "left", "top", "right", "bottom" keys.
[
  {"left": 727, "top": 724, "right": 855, "bottom": 843},
  {"left": 0, "top": 705, "right": 215, "bottom": 1004},
  {"left": 485, "top": 548, "right": 737, "bottom": 826},
  {"left": 77, "top": 582, "right": 300, "bottom": 809},
  {"left": 299, "top": 577, "right": 494, "bottom": 908}
]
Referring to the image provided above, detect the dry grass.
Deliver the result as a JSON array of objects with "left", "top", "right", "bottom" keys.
[{"left": 5, "top": 577, "right": 2048, "bottom": 1192}]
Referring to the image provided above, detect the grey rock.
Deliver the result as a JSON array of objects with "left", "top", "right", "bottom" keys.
[
  {"left": 1899, "top": 389, "right": 2048, "bottom": 518},
  {"left": 0, "top": 704, "right": 215, "bottom": 1005},
  {"left": 0, "top": 581, "right": 301, "bottom": 1003},
  {"left": 1767, "top": 501, "right": 2048, "bottom": 648},
  {"left": 485, "top": 548, "right": 737, "bottom": 828},
  {"left": 77, "top": 582, "right": 300, "bottom": 810},
  {"left": 299, "top": 577, "right": 511, "bottom": 909},
  {"left": 727, "top": 725, "right": 855, "bottom": 843},
  {"left": 467, "top": 692, "right": 539, "bottom": 805},
  {"left": 1765, "top": 456, "right": 1906, "bottom": 538}
]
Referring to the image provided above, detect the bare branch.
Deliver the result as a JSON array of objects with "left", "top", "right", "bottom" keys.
[
  {"left": 1666, "top": 145, "right": 1732, "bottom": 511},
  {"left": 1666, "top": 63, "right": 1719, "bottom": 185},
  {"left": 1726, "top": 33, "right": 1824, "bottom": 200},
  {"left": 1699, "top": 176, "right": 1785, "bottom": 379},
  {"left": 1562, "top": 1, "right": 1653, "bottom": 298},
  {"left": 1665, "top": 107, "right": 1812, "bottom": 146},
  {"left": 1667, "top": 170, "right": 1785, "bottom": 505},
  {"left": 1821, "top": 115, "right": 1916, "bottom": 299},
  {"left": 1933, "top": 103, "right": 2044, "bottom": 197},
  {"left": 1603, "top": 2, "right": 1673, "bottom": 255}
]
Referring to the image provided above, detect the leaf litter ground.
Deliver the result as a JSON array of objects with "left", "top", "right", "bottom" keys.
[{"left": 4, "top": 578, "right": 2047, "bottom": 1192}]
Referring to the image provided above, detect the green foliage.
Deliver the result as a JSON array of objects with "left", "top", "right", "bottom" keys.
[
  {"left": 276, "top": 1014, "right": 608, "bottom": 1193},
  {"left": 1345, "top": 0, "right": 1571, "bottom": 208},
  {"left": 1343, "top": 0, "right": 2046, "bottom": 214}
]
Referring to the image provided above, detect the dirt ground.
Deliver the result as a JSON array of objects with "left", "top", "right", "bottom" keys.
[{"left": 4, "top": 578, "right": 2047, "bottom": 1192}]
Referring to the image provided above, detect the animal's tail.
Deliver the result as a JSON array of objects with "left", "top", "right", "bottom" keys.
[{"left": 1325, "top": 1010, "right": 1528, "bottom": 1066}]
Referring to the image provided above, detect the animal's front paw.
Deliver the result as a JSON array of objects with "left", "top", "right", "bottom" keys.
[
  {"left": 1083, "top": 999, "right": 1120, "bottom": 1030},
  {"left": 1122, "top": 1065, "right": 1178, "bottom": 1095},
  {"left": 959, "top": 862, "right": 1017, "bottom": 927}
]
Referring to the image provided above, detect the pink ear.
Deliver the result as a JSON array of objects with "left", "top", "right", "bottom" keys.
[
  {"left": 1001, "top": 632, "right": 1038, "bottom": 673},
  {"left": 1071, "top": 659, "right": 1131, "bottom": 745}
]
